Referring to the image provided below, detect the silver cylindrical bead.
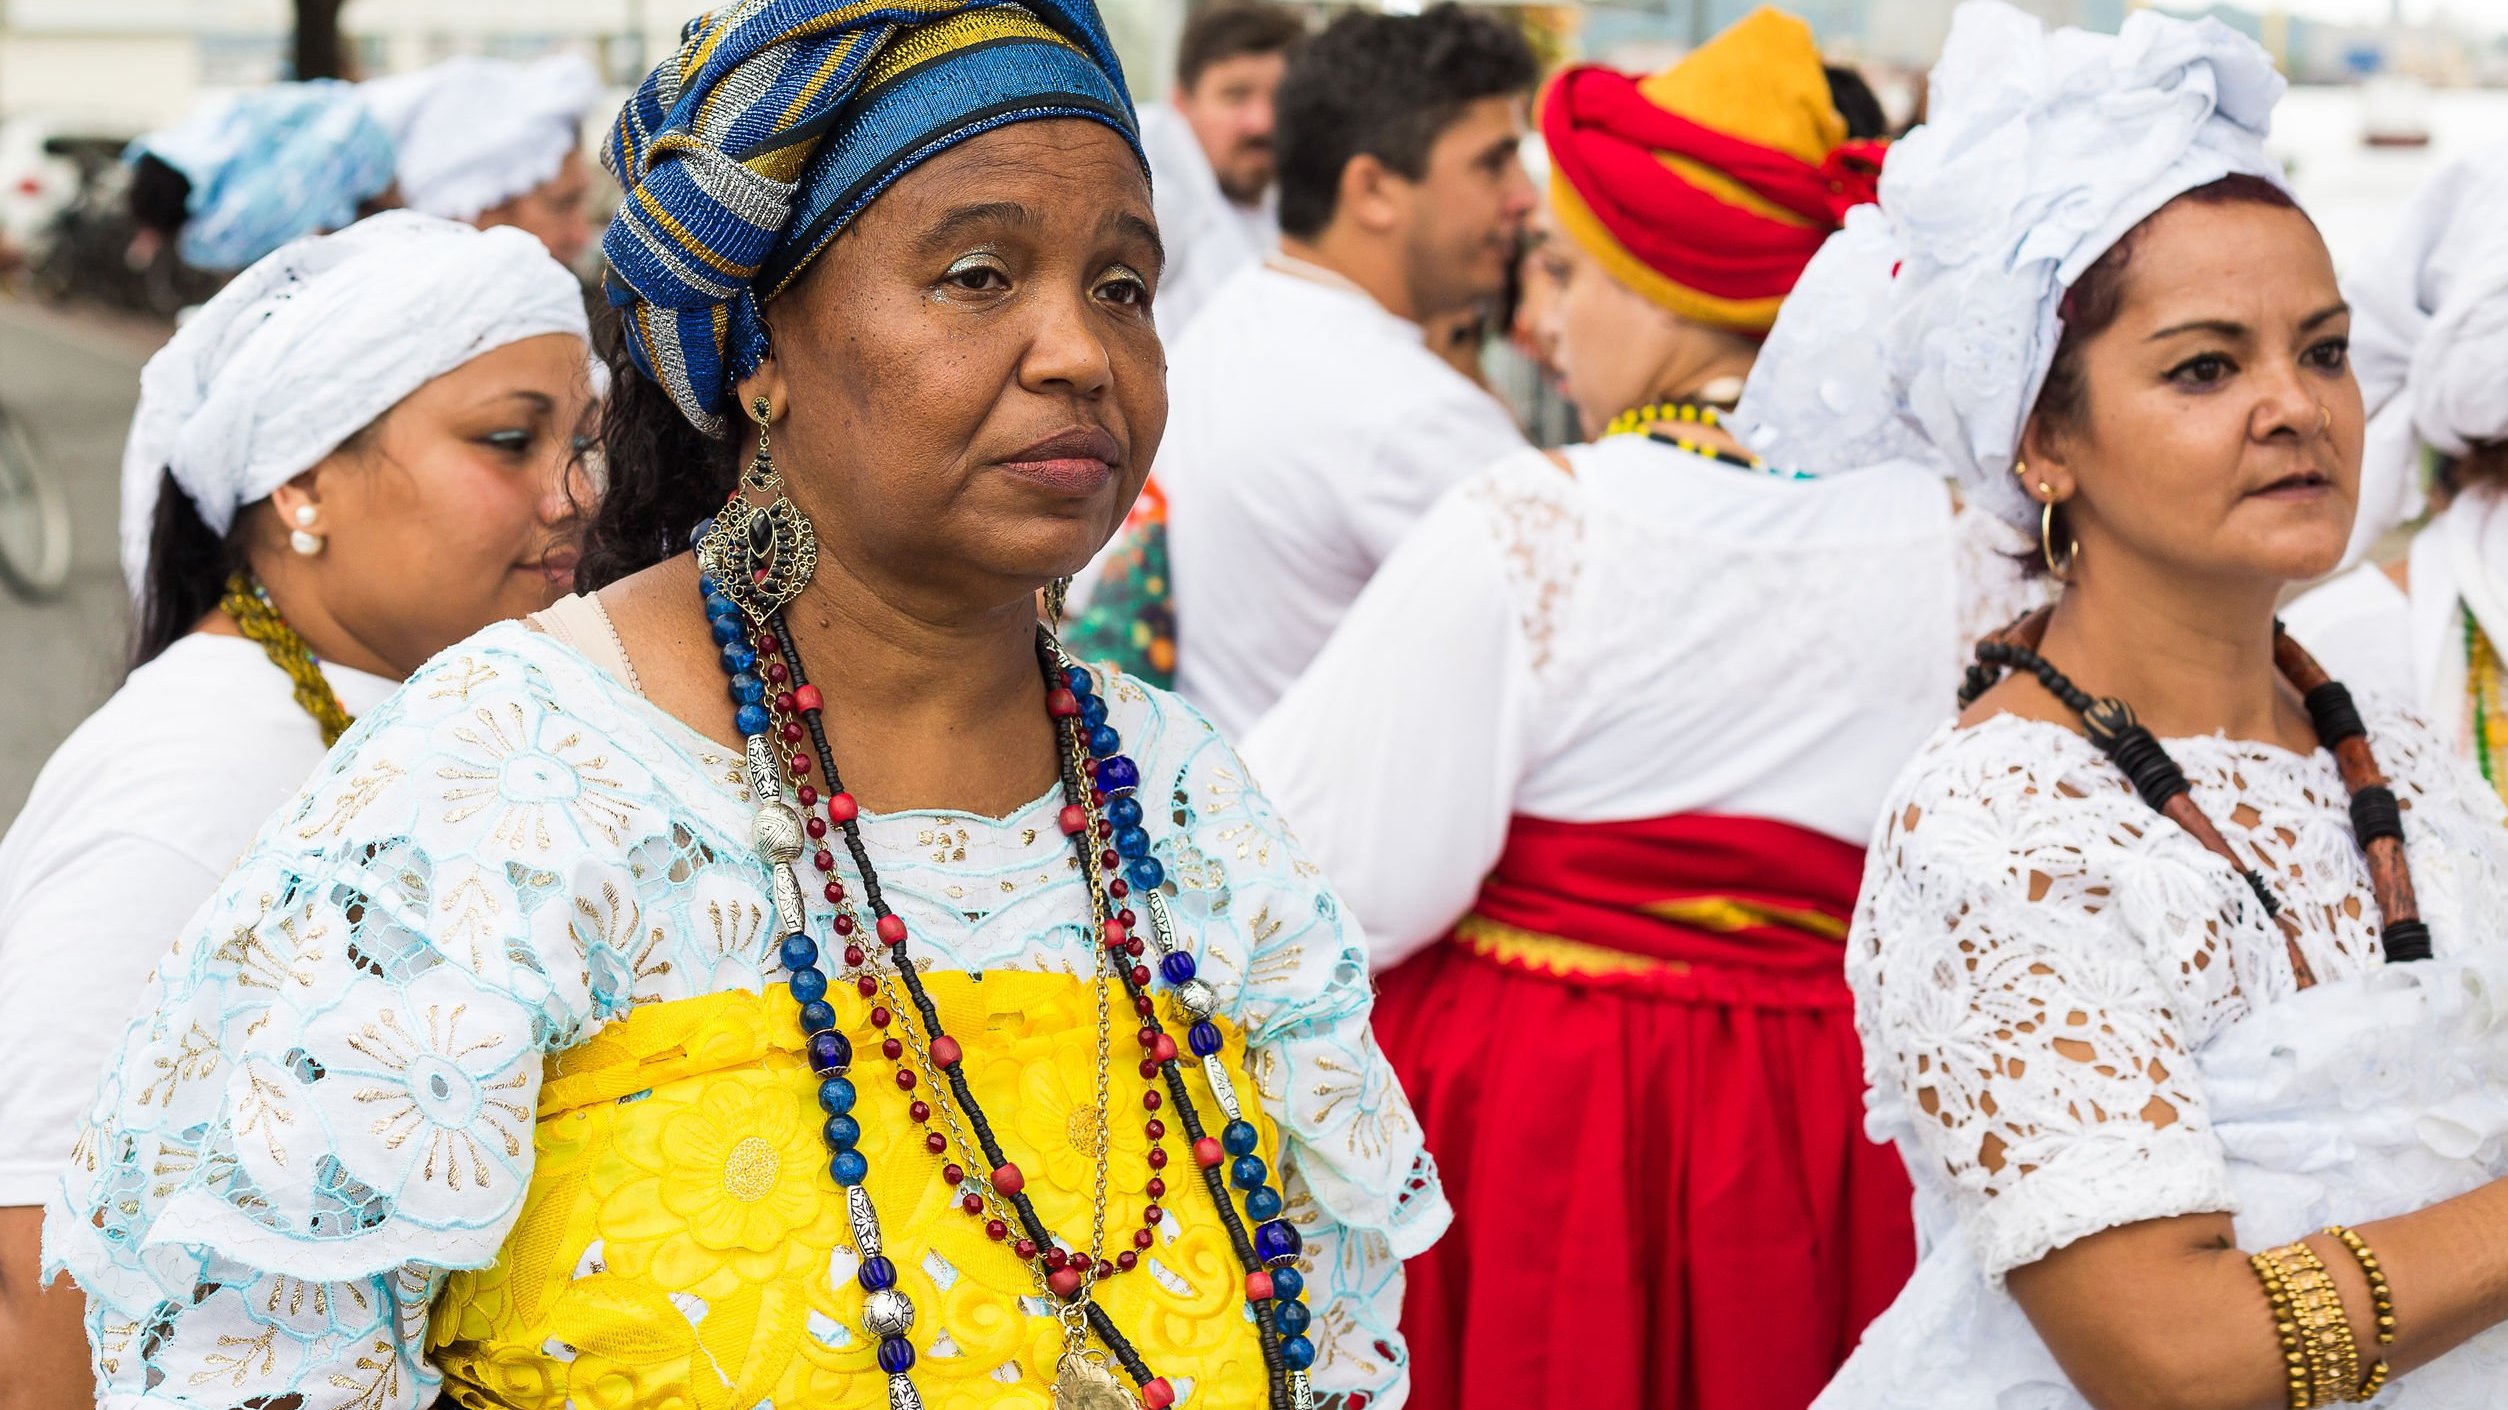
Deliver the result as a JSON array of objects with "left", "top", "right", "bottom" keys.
[
  {"left": 1201, "top": 1053, "right": 1243, "bottom": 1122},
  {"left": 886, "top": 1374, "right": 924, "bottom": 1410},
  {"left": 1142, "top": 888, "right": 1180, "bottom": 957},
  {"left": 847, "top": 1183, "right": 883, "bottom": 1256}
]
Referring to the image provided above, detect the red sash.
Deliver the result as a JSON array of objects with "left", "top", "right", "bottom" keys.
[{"left": 1451, "top": 812, "right": 1864, "bottom": 1007}]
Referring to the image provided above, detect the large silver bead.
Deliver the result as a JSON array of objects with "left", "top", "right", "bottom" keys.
[
  {"left": 861, "top": 1287, "right": 916, "bottom": 1337},
  {"left": 1173, "top": 977, "right": 1219, "bottom": 1021},
  {"left": 752, "top": 803, "right": 807, "bottom": 863}
]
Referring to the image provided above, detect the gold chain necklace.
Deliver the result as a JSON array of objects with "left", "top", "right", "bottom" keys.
[{"left": 219, "top": 571, "right": 354, "bottom": 746}]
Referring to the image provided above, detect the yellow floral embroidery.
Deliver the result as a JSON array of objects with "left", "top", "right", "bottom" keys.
[{"left": 431, "top": 973, "right": 1282, "bottom": 1409}]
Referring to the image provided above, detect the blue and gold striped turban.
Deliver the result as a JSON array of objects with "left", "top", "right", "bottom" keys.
[{"left": 602, "top": 0, "right": 1142, "bottom": 434}]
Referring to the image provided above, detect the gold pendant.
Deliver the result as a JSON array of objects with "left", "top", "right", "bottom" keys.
[{"left": 1051, "top": 1348, "right": 1140, "bottom": 1410}]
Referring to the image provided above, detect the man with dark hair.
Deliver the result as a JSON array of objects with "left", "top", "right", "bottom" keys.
[
  {"left": 1136, "top": 3, "right": 1306, "bottom": 336},
  {"left": 1160, "top": 2, "right": 1538, "bottom": 736}
]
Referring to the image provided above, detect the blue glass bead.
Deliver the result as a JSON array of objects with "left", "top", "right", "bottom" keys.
[
  {"left": 1160, "top": 951, "right": 1197, "bottom": 985},
  {"left": 1126, "top": 857, "right": 1165, "bottom": 892},
  {"left": 1252, "top": 1218, "right": 1302, "bottom": 1268},
  {"left": 1095, "top": 755, "right": 1139, "bottom": 793},
  {"left": 704, "top": 590, "right": 738, "bottom": 619},
  {"left": 1270, "top": 1266, "right": 1304, "bottom": 1302},
  {"left": 1221, "top": 1119, "right": 1260, "bottom": 1156},
  {"left": 799, "top": 1000, "right": 836, "bottom": 1034},
  {"left": 788, "top": 966, "right": 828, "bottom": 1004},
  {"left": 692, "top": 520, "right": 717, "bottom": 550},
  {"left": 1107, "top": 796, "right": 1143, "bottom": 829},
  {"left": 721, "top": 639, "right": 758, "bottom": 674},
  {"left": 858, "top": 1255, "right": 897, "bottom": 1290},
  {"left": 830, "top": 1149, "right": 869, "bottom": 1186},
  {"left": 1087, "top": 724, "right": 1122, "bottom": 758},
  {"left": 822, "top": 1114, "right": 861, "bottom": 1150},
  {"left": 1114, "top": 826, "right": 1152, "bottom": 859},
  {"left": 781, "top": 932, "right": 819, "bottom": 969},
  {"left": 1063, "top": 665, "right": 1094, "bottom": 695},
  {"left": 729, "top": 671, "right": 766, "bottom": 706},
  {"left": 710, "top": 613, "right": 745, "bottom": 646},
  {"left": 807, "top": 1029, "right": 852, "bottom": 1075},
  {"left": 734, "top": 702, "right": 772, "bottom": 738},
  {"left": 818, "top": 1077, "right": 857, "bottom": 1114},
  {"left": 1230, "top": 1155, "right": 1267, "bottom": 1191},
  {"left": 1274, "top": 1298, "right": 1311, "bottom": 1336},
  {"left": 1187, "top": 1022, "right": 1222, "bottom": 1058},
  {"left": 1079, "top": 695, "right": 1109, "bottom": 728},
  {"left": 877, "top": 1335, "right": 916, "bottom": 1374},
  {"left": 1244, "top": 1185, "right": 1283, "bottom": 1221},
  {"left": 1279, "top": 1333, "right": 1316, "bottom": 1371}
]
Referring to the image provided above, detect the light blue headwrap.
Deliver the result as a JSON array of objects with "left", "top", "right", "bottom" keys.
[
  {"left": 127, "top": 79, "right": 397, "bottom": 274},
  {"left": 600, "top": 0, "right": 1144, "bottom": 436}
]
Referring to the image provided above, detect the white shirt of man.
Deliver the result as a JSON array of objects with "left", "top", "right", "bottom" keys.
[
  {"left": 1161, "top": 257, "right": 1530, "bottom": 737},
  {"left": 1138, "top": 104, "right": 1276, "bottom": 342}
]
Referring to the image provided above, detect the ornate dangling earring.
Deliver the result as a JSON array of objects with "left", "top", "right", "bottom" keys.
[
  {"left": 288, "top": 503, "right": 323, "bottom": 557},
  {"left": 2037, "top": 482, "right": 2076, "bottom": 583},
  {"left": 1043, "top": 575, "right": 1073, "bottom": 625},
  {"left": 697, "top": 395, "right": 819, "bottom": 624}
]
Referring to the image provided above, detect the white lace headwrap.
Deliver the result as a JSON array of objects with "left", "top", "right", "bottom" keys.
[
  {"left": 361, "top": 55, "right": 602, "bottom": 221},
  {"left": 118, "top": 211, "right": 592, "bottom": 596},
  {"left": 2337, "top": 143, "right": 2508, "bottom": 561},
  {"left": 1732, "top": 0, "right": 2288, "bottom": 527}
]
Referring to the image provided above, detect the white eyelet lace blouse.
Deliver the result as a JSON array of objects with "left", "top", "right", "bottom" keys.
[{"left": 1824, "top": 693, "right": 2508, "bottom": 1408}]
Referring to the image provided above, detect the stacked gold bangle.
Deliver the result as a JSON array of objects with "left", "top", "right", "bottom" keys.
[
  {"left": 2326, "top": 1225, "right": 2396, "bottom": 1399},
  {"left": 2249, "top": 1228, "right": 2398, "bottom": 1407}
]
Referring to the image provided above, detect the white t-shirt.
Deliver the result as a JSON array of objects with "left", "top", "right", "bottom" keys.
[
  {"left": 0, "top": 633, "right": 396, "bottom": 1205},
  {"left": 1162, "top": 259, "right": 1530, "bottom": 737},
  {"left": 1242, "top": 439, "right": 1975, "bottom": 964}
]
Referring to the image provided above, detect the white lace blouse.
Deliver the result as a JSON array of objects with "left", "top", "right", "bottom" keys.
[{"left": 1828, "top": 694, "right": 2508, "bottom": 1405}]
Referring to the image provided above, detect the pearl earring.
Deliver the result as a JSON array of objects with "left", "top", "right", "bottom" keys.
[{"left": 289, "top": 503, "right": 322, "bottom": 556}]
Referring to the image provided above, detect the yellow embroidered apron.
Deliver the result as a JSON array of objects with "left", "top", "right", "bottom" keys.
[{"left": 428, "top": 974, "right": 1280, "bottom": 1409}]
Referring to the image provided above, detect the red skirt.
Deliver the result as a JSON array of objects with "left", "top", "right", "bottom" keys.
[{"left": 1373, "top": 814, "right": 1913, "bottom": 1410}]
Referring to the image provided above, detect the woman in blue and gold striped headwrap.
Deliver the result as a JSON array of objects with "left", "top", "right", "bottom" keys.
[{"left": 44, "top": 3, "right": 1448, "bottom": 1409}]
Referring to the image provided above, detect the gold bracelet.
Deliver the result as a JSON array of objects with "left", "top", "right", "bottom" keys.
[
  {"left": 2251, "top": 1248, "right": 2316, "bottom": 1409},
  {"left": 2325, "top": 1226, "right": 2396, "bottom": 1401},
  {"left": 2270, "top": 1241, "right": 2363, "bottom": 1402}
]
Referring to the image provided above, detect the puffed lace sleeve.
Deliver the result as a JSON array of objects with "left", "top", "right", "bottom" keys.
[
  {"left": 1114, "top": 677, "right": 1451, "bottom": 1406},
  {"left": 43, "top": 633, "right": 679, "bottom": 1408},
  {"left": 1848, "top": 721, "right": 2237, "bottom": 1283}
]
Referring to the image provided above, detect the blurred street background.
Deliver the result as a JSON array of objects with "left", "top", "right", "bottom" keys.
[{"left": 0, "top": 0, "right": 2503, "bottom": 824}]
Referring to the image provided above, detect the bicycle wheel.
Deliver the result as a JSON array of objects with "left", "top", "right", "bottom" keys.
[{"left": 0, "top": 404, "right": 73, "bottom": 599}]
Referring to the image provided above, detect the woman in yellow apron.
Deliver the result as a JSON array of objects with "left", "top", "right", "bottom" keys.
[{"left": 45, "top": 4, "right": 1448, "bottom": 1407}]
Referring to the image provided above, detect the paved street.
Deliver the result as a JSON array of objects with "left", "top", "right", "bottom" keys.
[{"left": 0, "top": 296, "right": 162, "bottom": 827}]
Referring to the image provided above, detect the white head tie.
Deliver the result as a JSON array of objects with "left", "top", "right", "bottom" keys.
[
  {"left": 362, "top": 55, "right": 602, "bottom": 221},
  {"left": 2337, "top": 144, "right": 2508, "bottom": 560},
  {"left": 1733, "top": 0, "right": 2288, "bottom": 526},
  {"left": 118, "top": 211, "right": 592, "bottom": 596}
]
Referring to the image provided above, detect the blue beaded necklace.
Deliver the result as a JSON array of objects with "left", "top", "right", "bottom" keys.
[{"left": 698, "top": 546, "right": 1319, "bottom": 1410}]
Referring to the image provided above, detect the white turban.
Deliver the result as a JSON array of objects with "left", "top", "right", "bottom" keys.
[
  {"left": 119, "top": 211, "right": 593, "bottom": 596},
  {"left": 1732, "top": 0, "right": 2288, "bottom": 526},
  {"left": 361, "top": 55, "right": 602, "bottom": 221},
  {"left": 2336, "top": 144, "right": 2508, "bottom": 562}
]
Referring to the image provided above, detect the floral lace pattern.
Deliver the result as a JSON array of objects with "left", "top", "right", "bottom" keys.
[
  {"left": 46, "top": 624, "right": 1447, "bottom": 1409},
  {"left": 1850, "top": 695, "right": 2508, "bottom": 1283}
]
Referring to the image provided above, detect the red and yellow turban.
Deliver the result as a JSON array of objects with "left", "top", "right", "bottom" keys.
[{"left": 1541, "top": 6, "right": 1883, "bottom": 334}]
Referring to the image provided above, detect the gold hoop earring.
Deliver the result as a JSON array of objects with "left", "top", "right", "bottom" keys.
[
  {"left": 2040, "top": 498, "right": 2076, "bottom": 582},
  {"left": 696, "top": 395, "right": 820, "bottom": 623}
]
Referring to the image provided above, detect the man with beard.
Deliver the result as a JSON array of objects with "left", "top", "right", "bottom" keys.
[
  {"left": 1140, "top": 4, "right": 1305, "bottom": 338},
  {"left": 1159, "top": 3, "right": 1537, "bottom": 736}
]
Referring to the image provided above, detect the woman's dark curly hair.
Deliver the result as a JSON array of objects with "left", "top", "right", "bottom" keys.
[{"left": 576, "top": 334, "right": 742, "bottom": 590}]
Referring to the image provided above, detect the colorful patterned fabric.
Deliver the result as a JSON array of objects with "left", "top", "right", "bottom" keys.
[
  {"left": 128, "top": 80, "right": 396, "bottom": 273},
  {"left": 1540, "top": 7, "right": 1883, "bottom": 334},
  {"left": 600, "top": 0, "right": 1142, "bottom": 434},
  {"left": 1064, "top": 476, "right": 1175, "bottom": 686}
]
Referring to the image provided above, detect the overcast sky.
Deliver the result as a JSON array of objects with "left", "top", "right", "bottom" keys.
[{"left": 2258, "top": 0, "right": 2506, "bottom": 31}]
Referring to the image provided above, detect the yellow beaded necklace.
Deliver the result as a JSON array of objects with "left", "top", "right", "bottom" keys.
[
  {"left": 220, "top": 571, "right": 355, "bottom": 746},
  {"left": 2467, "top": 612, "right": 2508, "bottom": 806}
]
